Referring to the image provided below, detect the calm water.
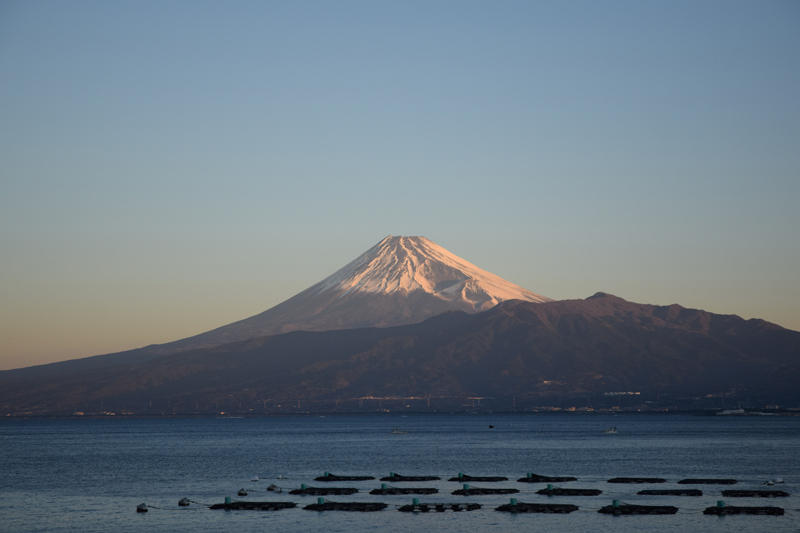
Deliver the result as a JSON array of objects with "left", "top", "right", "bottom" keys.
[{"left": 1, "top": 414, "right": 799, "bottom": 532}]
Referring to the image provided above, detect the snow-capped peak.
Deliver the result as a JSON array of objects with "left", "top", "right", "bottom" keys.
[{"left": 313, "top": 235, "right": 550, "bottom": 310}]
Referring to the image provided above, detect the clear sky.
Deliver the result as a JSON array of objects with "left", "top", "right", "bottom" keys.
[{"left": 1, "top": 0, "right": 798, "bottom": 370}]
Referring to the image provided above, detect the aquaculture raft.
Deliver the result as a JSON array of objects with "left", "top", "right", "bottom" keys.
[
  {"left": 638, "top": 489, "right": 702, "bottom": 496},
  {"left": 517, "top": 473, "right": 577, "bottom": 483},
  {"left": 449, "top": 474, "right": 507, "bottom": 482},
  {"left": 704, "top": 505, "right": 784, "bottom": 516},
  {"left": 607, "top": 477, "right": 666, "bottom": 484},
  {"left": 452, "top": 486, "right": 519, "bottom": 495},
  {"left": 370, "top": 487, "right": 438, "bottom": 495},
  {"left": 678, "top": 478, "right": 737, "bottom": 485},
  {"left": 398, "top": 503, "right": 480, "bottom": 512},
  {"left": 209, "top": 501, "right": 297, "bottom": 511},
  {"left": 289, "top": 487, "right": 358, "bottom": 496},
  {"left": 496, "top": 502, "right": 579, "bottom": 514},
  {"left": 303, "top": 501, "right": 387, "bottom": 512},
  {"left": 537, "top": 487, "right": 602, "bottom": 496},
  {"left": 721, "top": 490, "right": 789, "bottom": 498},
  {"left": 314, "top": 473, "right": 375, "bottom": 482},
  {"left": 380, "top": 473, "right": 440, "bottom": 482},
  {"left": 598, "top": 504, "right": 678, "bottom": 515}
]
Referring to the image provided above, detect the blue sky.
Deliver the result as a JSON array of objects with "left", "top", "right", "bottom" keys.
[{"left": 1, "top": 0, "right": 798, "bottom": 369}]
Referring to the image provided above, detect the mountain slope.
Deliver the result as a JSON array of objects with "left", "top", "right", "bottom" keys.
[
  {"left": 155, "top": 235, "right": 550, "bottom": 351},
  {"left": 2, "top": 293, "right": 797, "bottom": 415}
]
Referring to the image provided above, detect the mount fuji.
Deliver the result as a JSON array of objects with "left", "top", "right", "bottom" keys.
[{"left": 158, "top": 235, "right": 550, "bottom": 352}]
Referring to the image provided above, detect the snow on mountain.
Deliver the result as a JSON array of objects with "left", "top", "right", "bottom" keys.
[
  {"left": 314, "top": 235, "right": 550, "bottom": 308},
  {"left": 153, "top": 235, "right": 551, "bottom": 352}
]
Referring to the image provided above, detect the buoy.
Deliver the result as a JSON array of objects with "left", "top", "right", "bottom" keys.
[
  {"left": 510, "top": 498, "right": 517, "bottom": 506},
  {"left": 527, "top": 472, "right": 532, "bottom": 479},
  {"left": 613, "top": 499, "right": 620, "bottom": 508},
  {"left": 412, "top": 498, "right": 419, "bottom": 506},
  {"left": 717, "top": 500, "right": 725, "bottom": 508},
  {"left": 225, "top": 496, "right": 231, "bottom": 505},
  {"left": 136, "top": 503, "right": 148, "bottom": 513},
  {"left": 301, "top": 483, "right": 307, "bottom": 489},
  {"left": 381, "top": 483, "right": 387, "bottom": 489},
  {"left": 317, "top": 497, "right": 325, "bottom": 505},
  {"left": 178, "top": 497, "right": 190, "bottom": 507},
  {"left": 547, "top": 484, "right": 553, "bottom": 490},
  {"left": 463, "top": 484, "right": 470, "bottom": 490},
  {"left": 458, "top": 472, "right": 464, "bottom": 480}
]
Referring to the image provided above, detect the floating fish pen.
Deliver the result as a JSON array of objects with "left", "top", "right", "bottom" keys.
[
  {"left": 398, "top": 502, "right": 481, "bottom": 512},
  {"left": 537, "top": 486, "right": 602, "bottom": 496},
  {"left": 289, "top": 486, "right": 358, "bottom": 496},
  {"left": 303, "top": 500, "right": 387, "bottom": 512},
  {"left": 210, "top": 501, "right": 297, "bottom": 511},
  {"left": 598, "top": 502, "right": 678, "bottom": 515},
  {"left": 315, "top": 472, "right": 375, "bottom": 482},
  {"left": 721, "top": 490, "right": 789, "bottom": 498},
  {"left": 704, "top": 503, "right": 784, "bottom": 516},
  {"left": 638, "top": 489, "right": 702, "bottom": 496},
  {"left": 370, "top": 487, "right": 438, "bottom": 495},
  {"left": 448, "top": 473, "right": 508, "bottom": 482},
  {"left": 607, "top": 477, "right": 666, "bottom": 484},
  {"left": 452, "top": 485, "right": 519, "bottom": 496},
  {"left": 380, "top": 473, "right": 440, "bottom": 482},
  {"left": 496, "top": 501, "right": 579, "bottom": 514},
  {"left": 517, "top": 473, "right": 577, "bottom": 483},
  {"left": 678, "top": 478, "right": 736, "bottom": 485}
]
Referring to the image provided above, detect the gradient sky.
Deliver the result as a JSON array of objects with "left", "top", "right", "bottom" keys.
[{"left": 1, "top": 0, "right": 798, "bottom": 370}]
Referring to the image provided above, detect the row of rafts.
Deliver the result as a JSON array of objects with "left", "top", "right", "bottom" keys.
[
  {"left": 232, "top": 484, "right": 789, "bottom": 498},
  {"left": 136, "top": 472, "right": 789, "bottom": 516},
  {"left": 137, "top": 500, "right": 785, "bottom": 516}
]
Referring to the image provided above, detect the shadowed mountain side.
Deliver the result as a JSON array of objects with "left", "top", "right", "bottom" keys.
[{"left": 1, "top": 293, "right": 798, "bottom": 414}]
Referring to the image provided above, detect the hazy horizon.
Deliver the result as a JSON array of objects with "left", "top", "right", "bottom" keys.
[{"left": 2, "top": 0, "right": 798, "bottom": 370}]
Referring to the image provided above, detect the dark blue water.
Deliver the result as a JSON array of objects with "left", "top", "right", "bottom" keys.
[{"left": 1, "top": 414, "right": 798, "bottom": 532}]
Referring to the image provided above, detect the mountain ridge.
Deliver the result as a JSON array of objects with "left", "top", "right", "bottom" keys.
[{"left": 2, "top": 293, "right": 797, "bottom": 415}]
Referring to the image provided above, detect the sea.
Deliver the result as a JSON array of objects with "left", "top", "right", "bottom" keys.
[{"left": 1, "top": 414, "right": 798, "bottom": 532}]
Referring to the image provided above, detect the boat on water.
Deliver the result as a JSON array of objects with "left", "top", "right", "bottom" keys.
[
  {"left": 604, "top": 427, "right": 618, "bottom": 434},
  {"left": 390, "top": 428, "right": 408, "bottom": 434}
]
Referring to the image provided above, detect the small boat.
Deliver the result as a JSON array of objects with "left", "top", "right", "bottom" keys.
[
  {"left": 237, "top": 488, "right": 248, "bottom": 496},
  {"left": 390, "top": 428, "right": 408, "bottom": 434},
  {"left": 604, "top": 427, "right": 618, "bottom": 434}
]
